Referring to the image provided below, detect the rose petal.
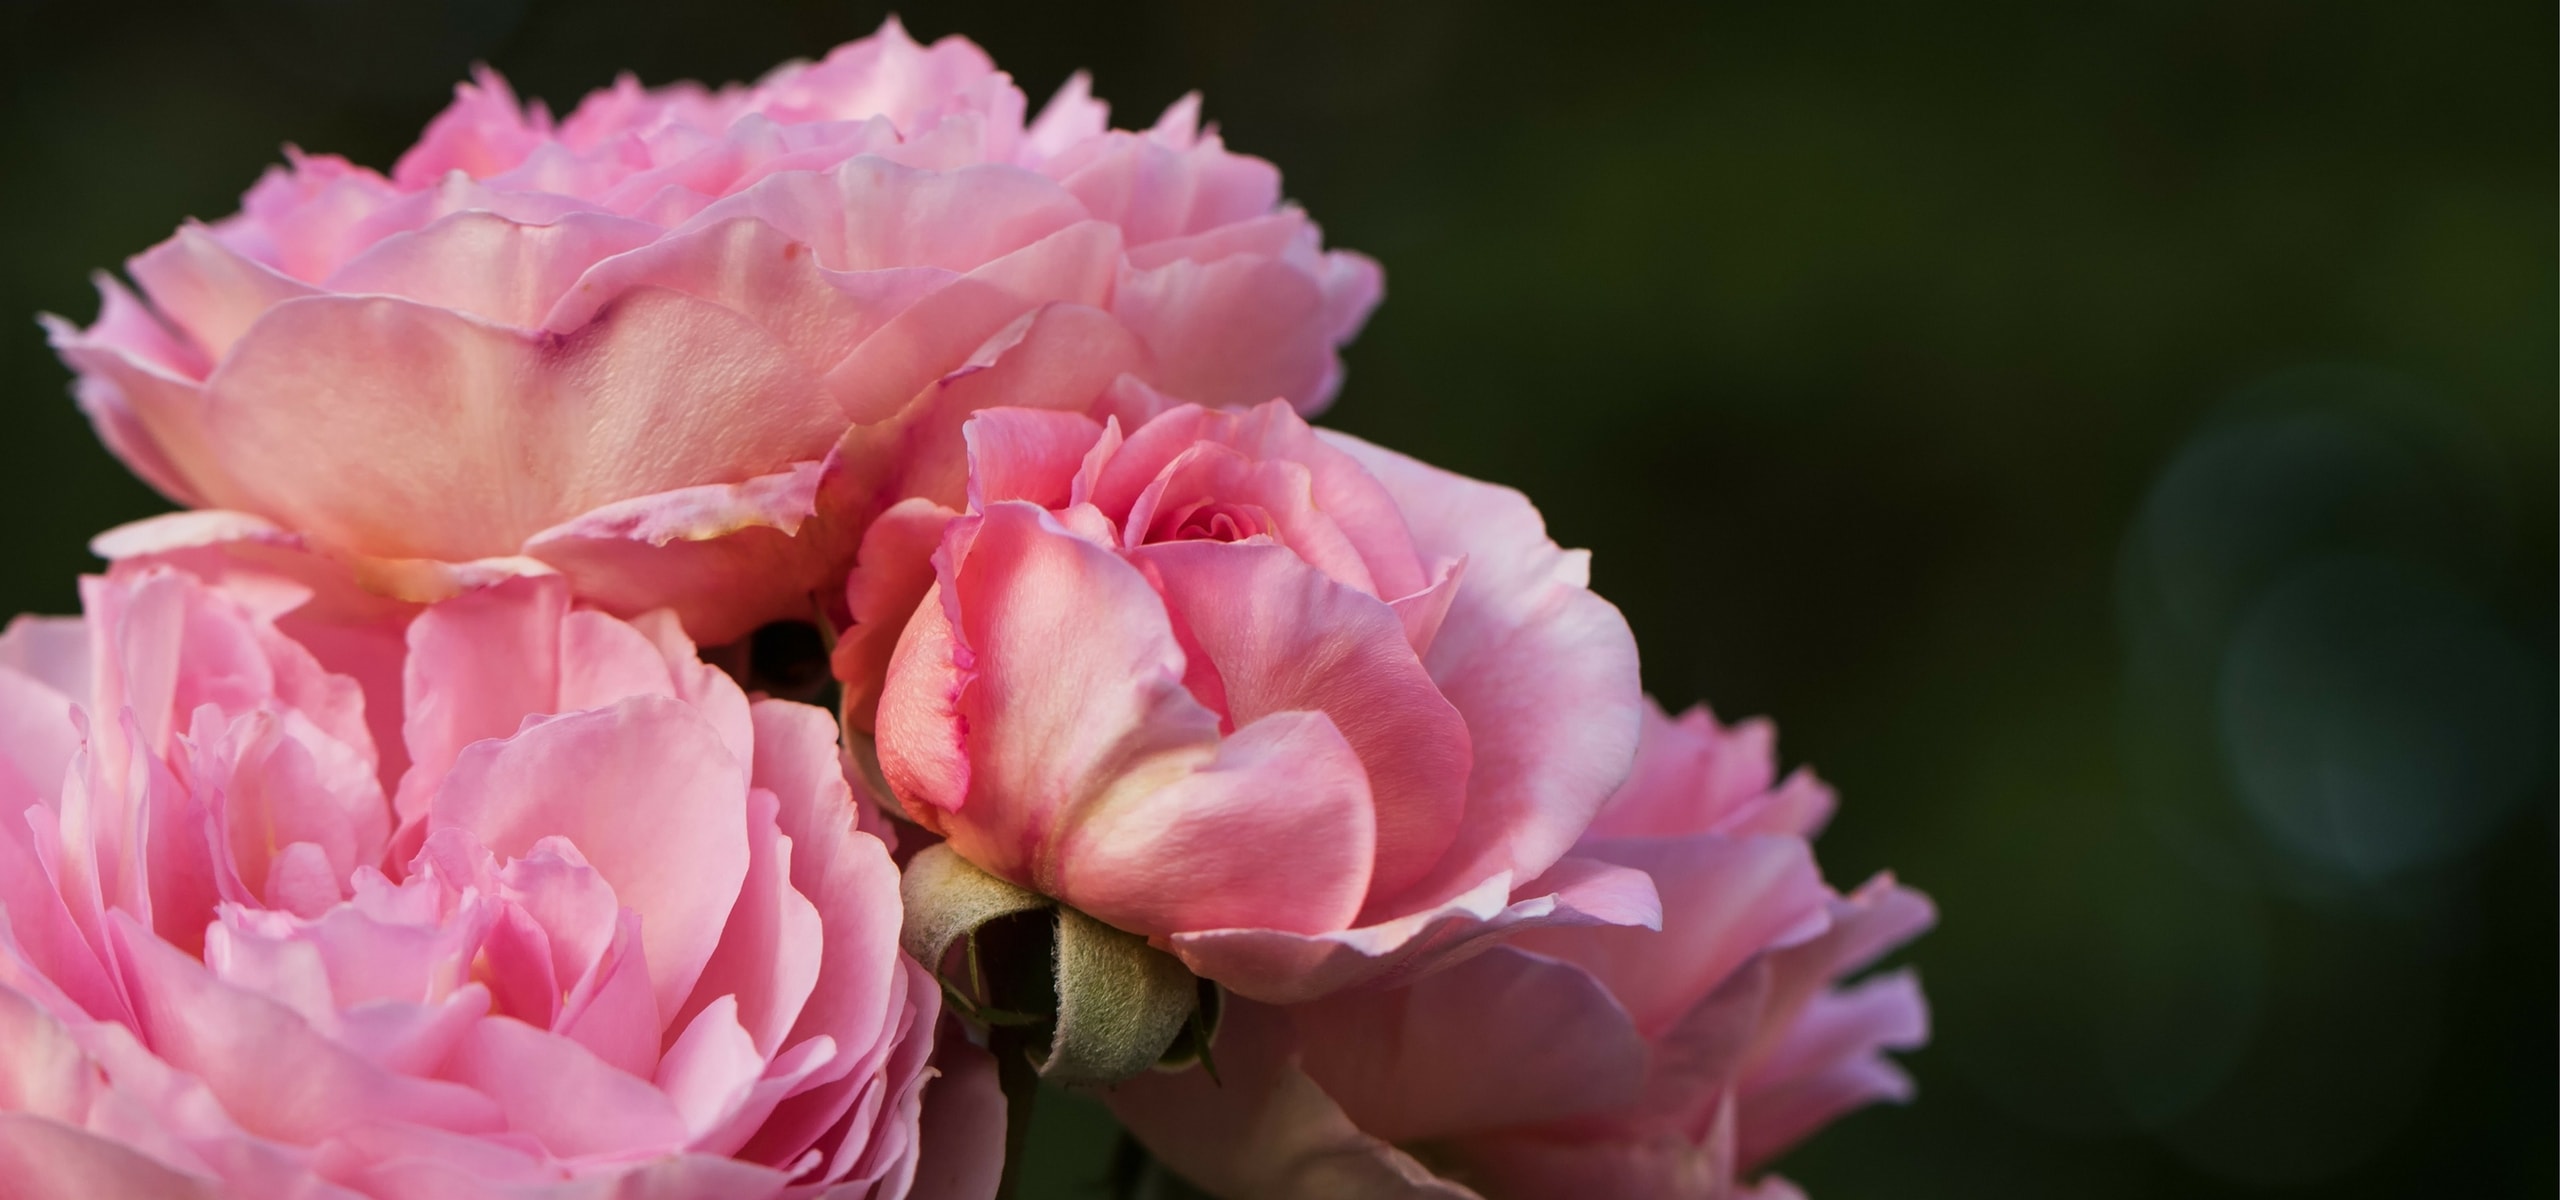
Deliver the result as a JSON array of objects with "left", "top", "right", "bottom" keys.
[
  {"left": 1294, "top": 946, "right": 1651, "bottom": 1143},
  {"left": 1323, "top": 433, "right": 1642, "bottom": 917},
  {"left": 1135, "top": 539, "right": 1466, "bottom": 903},
  {"left": 430, "top": 695, "right": 751, "bottom": 1018}
]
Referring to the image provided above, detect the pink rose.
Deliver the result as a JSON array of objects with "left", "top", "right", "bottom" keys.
[
  {"left": 1107, "top": 702, "right": 1935, "bottom": 1200},
  {"left": 0, "top": 563, "right": 962, "bottom": 1198},
  {"left": 863, "top": 401, "right": 1651, "bottom": 1004},
  {"left": 47, "top": 18, "right": 1380, "bottom": 645}
]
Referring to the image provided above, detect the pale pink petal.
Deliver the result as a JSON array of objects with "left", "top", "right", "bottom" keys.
[
  {"left": 539, "top": 216, "right": 935, "bottom": 371},
  {"left": 0, "top": 663, "right": 82, "bottom": 808},
  {"left": 126, "top": 223, "right": 318, "bottom": 359},
  {"left": 395, "top": 576, "right": 569, "bottom": 827},
  {"left": 45, "top": 308, "right": 244, "bottom": 511},
  {"left": 1737, "top": 970, "right": 1928, "bottom": 1170},
  {"left": 1170, "top": 856, "right": 1661, "bottom": 1006},
  {"left": 1323, "top": 433, "right": 1643, "bottom": 917},
  {"left": 657, "top": 995, "right": 767, "bottom": 1139},
  {"left": 430, "top": 695, "right": 751, "bottom": 1017},
  {"left": 688, "top": 158, "right": 1086, "bottom": 276},
  {"left": 524, "top": 463, "right": 834, "bottom": 648},
  {"left": 198, "top": 291, "right": 843, "bottom": 561},
  {"left": 0, "top": 820, "right": 120, "bottom": 1021},
  {"left": 391, "top": 67, "right": 547, "bottom": 187},
  {"left": 1588, "top": 704, "right": 1837, "bottom": 841},
  {"left": 1508, "top": 835, "right": 1830, "bottom": 1038},
  {"left": 0, "top": 981, "right": 101, "bottom": 1118},
  {"left": 826, "top": 301, "right": 1145, "bottom": 534},
  {"left": 1117, "top": 254, "right": 1333, "bottom": 412},
  {"left": 1449, "top": 1133, "right": 1724, "bottom": 1200},
  {"left": 1106, "top": 1000, "right": 1480, "bottom": 1200},
  {"left": 111, "top": 915, "right": 502, "bottom": 1143},
  {"left": 0, "top": 615, "right": 91, "bottom": 706},
  {"left": 1294, "top": 946, "right": 1650, "bottom": 1143},
  {"left": 551, "top": 909, "right": 662, "bottom": 1080},
  {"left": 820, "top": 221, "right": 1121, "bottom": 425},
  {"left": 1021, "top": 71, "right": 1107, "bottom": 163},
  {"left": 443, "top": 1015, "right": 689, "bottom": 1159},
  {"left": 1755, "top": 875, "right": 1936, "bottom": 1065},
  {"left": 1044, "top": 128, "right": 1279, "bottom": 246},
  {"left": 903, "top": 1019, "right": 1004, "bottom": 1200},
  {"left": 732, "top": 761, "right": 917, "bottom": 1182},
  {"left": 1741, "top": 1176, "right": 1811, "bottom": 1200},
  {"left": 0, "top": 1114, "right": 222, "bottom": 1200},
  {"left": 324, "top": 210, "right": 662, "bottom": 329},
  {"left": 677, "top": 774, "right": 821, "bottom": 1058},
  {"left": 962, "top": 407, "right": 1106, "bottom": 511}
]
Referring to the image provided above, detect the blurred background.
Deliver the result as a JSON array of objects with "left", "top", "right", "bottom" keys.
[{"left": 1, "top": 0, "right": 2550, "bottom": 1195}]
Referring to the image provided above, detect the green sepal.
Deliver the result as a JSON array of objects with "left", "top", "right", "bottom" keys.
[
  {"left": 898, "top": 843, "right": 1052, "bottom": 974},
  {"left": 1041, "top": 906, "right": 1203, "bottom": 1086},
  {"left": 902, "top": 845, "right": 1218, "bottom": 1088}
]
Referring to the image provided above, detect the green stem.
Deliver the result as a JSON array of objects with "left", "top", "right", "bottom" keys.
[{"left": 991, "top": 1026, "right": 1040, "bottom": 1200}]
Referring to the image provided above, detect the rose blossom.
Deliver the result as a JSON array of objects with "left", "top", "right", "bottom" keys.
[
  {"left": 1107, "top": 701, "right": 1935, "bottom": 1199},
  {"left": 859, "top": 400, "right": 1652, "bottom": 1004},
  {"left": 46, "top": 18, "right": 1381, "bottom": 644},
  {"left": 0, "top": 562, "right": 968, "bottom": 1198}
]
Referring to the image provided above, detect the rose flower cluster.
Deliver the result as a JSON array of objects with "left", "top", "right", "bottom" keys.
[{"left": 10, "top": 20, "right": 1929, "bottom": 1200}]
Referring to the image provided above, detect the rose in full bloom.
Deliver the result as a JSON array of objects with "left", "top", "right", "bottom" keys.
[
  {"left": 1106, "top": 702, "right": 1935, "bottom": 1199},
  {"left": 46, "top": 18, "right": 1381, "bottom": 644},
  {"left": 860, "top": 401, "right": 1651, "bottom": 1004},
  {"left": 0, "top": 563, "right": 964, "bottom": 1198}
]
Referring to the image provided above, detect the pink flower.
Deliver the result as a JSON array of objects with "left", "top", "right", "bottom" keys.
[
  {"left": 861, "top": 401, "right": 1651, "bottom": 1004},
  {"left": 1106, "top": 701, "right": 1935, "bottom": 1200},
  {"left": 0, "top": 563, "right": 962, "bottom": 1198},
  {"left": 47, "top": 18, "right": 1381, "bottom": 645}
]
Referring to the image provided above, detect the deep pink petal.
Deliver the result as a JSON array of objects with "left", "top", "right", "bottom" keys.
[
  {"left": 886, "top": 502, "right": 1223, "bottom": 888},
  {"left": 1136, "top": 539, "right": 1466, "bottom": 903},
  {"left": 1054, "top": 709, "right": 1375, "bottom": 938},
  {"left": 835, "top": 499, "right": 959, "bottom": 733}
]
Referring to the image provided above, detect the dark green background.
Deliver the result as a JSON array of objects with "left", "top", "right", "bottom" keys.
[{"left": 3, "top": 2, "right": 2550, "bottom": 1196}]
